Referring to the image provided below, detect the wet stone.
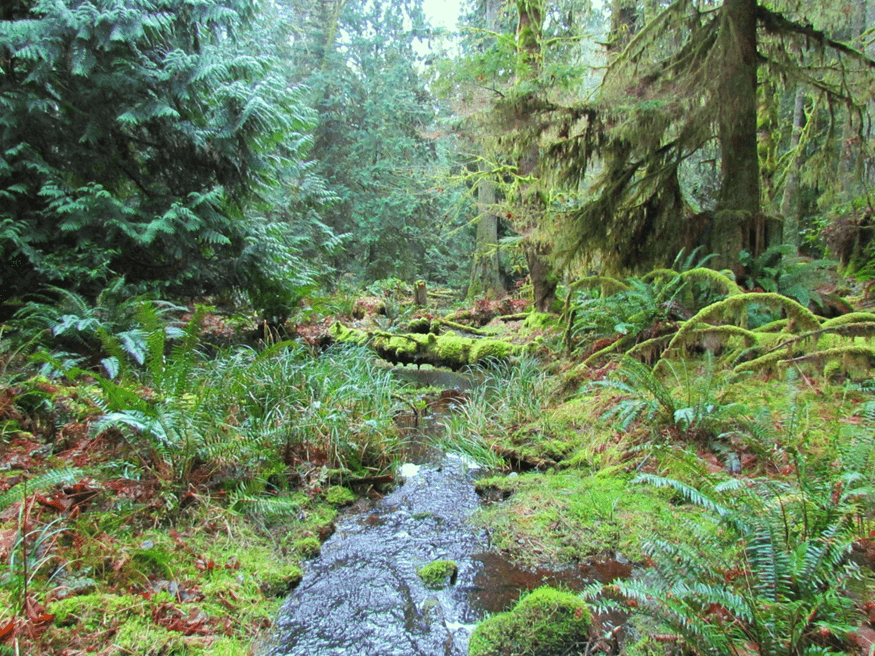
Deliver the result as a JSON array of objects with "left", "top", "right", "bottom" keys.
[{"left": 264, "top": 455, "right": 489, "bottom": 656}]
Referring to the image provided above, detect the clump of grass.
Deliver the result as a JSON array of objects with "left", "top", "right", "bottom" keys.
[{"left": 439, "top": 357, "right": 551, "bottom": 467}]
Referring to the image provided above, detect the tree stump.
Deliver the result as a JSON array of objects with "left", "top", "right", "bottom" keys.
[{"left": 414, "top": 280, "right": 427, "bottom": 306}]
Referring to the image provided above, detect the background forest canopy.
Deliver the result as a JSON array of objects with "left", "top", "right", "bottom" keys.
[{"left": 2, "top": 0, "right": 875, "bottom": 316}]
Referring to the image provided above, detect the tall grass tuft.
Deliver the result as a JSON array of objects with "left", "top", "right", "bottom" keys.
[{"left": 439, "top": 357, "right": 550, "bottom": 468}]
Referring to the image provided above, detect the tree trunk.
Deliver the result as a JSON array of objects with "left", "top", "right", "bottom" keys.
[
  {"left": 515, "top": 0, "right": 558, "bottom": 312},
  {"left": 468, "top": 172, "right": 504, "bottom": 299},
  {"left": 414, "top": 280, "right": 427, "bottom": 306},
  {"left": 714, "top": 0, "right": 760, "bottom": 273},
  {"left": 468, "top": 0, "right": 505, "bottom": 301},
  {"left": 780, "top": 86, "right": 806, "bottom": 253},
  {"left": 608, "top": 0, "right": 638, "bottom": 51},
  {"left": 525, "top": 241, "right": 558, "bottom": 313}
]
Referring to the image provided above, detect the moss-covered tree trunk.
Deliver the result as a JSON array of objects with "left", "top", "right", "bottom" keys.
[
  {"left": 608, "top": 0, "right": 638, "bottom": 51},
  {"left": 469, "top": 171, "right": 504, "bottom": 299},
  {"left": 780, "top": 86, "right": 806, "bottom": 254},
  {"left": 516, "top": 0, "right": 558, "bottom": 313},
  {"left": 713, "top": 0, "right": 760, "bottom": 273},
  {"left": 469, "top": 0, "right": 505, "bottom": 301}
]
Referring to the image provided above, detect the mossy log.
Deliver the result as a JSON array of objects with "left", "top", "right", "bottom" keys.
[{"left": 330, "top": 322, "right": 521, "bottom": 370}]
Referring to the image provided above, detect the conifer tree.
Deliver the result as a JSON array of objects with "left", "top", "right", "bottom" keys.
[
  {"left": 0, "top": 0, "right": 314, "bottom": 304},
  {"left": 283, "top": 0, "right": 461, "bottom": 284}
]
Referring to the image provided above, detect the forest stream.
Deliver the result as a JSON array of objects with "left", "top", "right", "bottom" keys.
[{"left": 262, "top": 369, "right": 629, "bottom": 656}]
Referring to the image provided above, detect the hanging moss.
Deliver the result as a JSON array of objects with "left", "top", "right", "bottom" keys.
[
  {"left": 581, "top": 333, "right": 638, "bottom": 366},
  {"left": 733, "top": 350, "right": 790, "bottom": 374},
  {"left": 780, "top": 346, "right": 875, "bottom": 378},
  {"left": 821, "top": 312, "right": 875, "bottom": 328},
  {"left": 676, "top": 267, "right": 742, "bottom": 296},
  {"left": 753, "top": 318, "right": 790, "bottom": 333},
  {"left": 641, "top": 268, "right": 679, "bottom": 283}
]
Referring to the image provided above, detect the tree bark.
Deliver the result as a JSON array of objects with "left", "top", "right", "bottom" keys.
[
  {"left": 780, "top": 86, "right": 806, "bottom": 253},
  {"left": 468, "top": 0, "right": 505, "bottom": 300},
  {"left": 714, "top": 0, "right": 760, "bottom": 272},
  {"left": 515, "top": 0, "right": 558, "bottom": 312},
  {"left": 468, "top": 172, "right": 504, "bottom": 299},
  {"left": 608, "top": 0, "right": 638, "bottom": 52}
]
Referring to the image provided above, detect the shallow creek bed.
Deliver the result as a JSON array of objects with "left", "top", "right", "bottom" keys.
[{"left": 262, "top": 454, "right": 489, "bottom": 655}]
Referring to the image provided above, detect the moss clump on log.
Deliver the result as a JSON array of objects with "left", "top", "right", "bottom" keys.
[
  {"left": 660, "top": 292, "right": 822, "bottom": 365},
  {"left": 329, "top": 322, "right": 520, "bottom": 370}
]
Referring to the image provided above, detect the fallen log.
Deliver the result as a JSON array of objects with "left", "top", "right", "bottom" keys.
[{"left": 330, "top": 322, "right": 521, "bottom": 370}]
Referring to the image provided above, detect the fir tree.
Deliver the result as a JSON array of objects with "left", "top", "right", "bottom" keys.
[{"left": 0, "top": 0, "right": 315, "bottom": 304}]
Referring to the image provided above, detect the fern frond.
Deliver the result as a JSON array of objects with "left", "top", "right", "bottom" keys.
[
  {"left": 230, "top": 493, "right": 303, "bottom": 517},
  {"left": 0, "top": 468, "right": 83, "bottom": 513},
  {"left": 633, "top": 473, "right": 730, "bottom": 518}
]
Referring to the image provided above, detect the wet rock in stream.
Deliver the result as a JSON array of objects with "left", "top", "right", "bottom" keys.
[{"left": 264, "top": 456, "right": 489, "bottom": 656}]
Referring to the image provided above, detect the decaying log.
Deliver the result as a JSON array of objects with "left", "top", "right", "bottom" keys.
[{"left": 330, "top": 322, "right": 521, "bottom": 370}]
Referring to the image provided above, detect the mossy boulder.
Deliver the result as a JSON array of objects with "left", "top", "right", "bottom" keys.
[
  {"left": 468, "top": 586, "right": 591, "bottom": 656},
  {"left": 416, "top": 559, "right": 458, "bottom": 589}
]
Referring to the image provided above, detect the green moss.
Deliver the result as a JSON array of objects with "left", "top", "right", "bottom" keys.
[
  {"left": 468, "top": 586, "right": 591, "bottom": 656},
  {"left": 471, "top": 339, "right": 518, "bottom": 362},
  {"left": 324, "top": 485, "right": 356, "bottom": 506},
  {"left": 407, "top": 317, "right": 433, "bottom": 333},
  {"left": 475, "top": 471, "right": 684, "bottom": 566},
  {"left": 294, "top": 536, "right": 321, "bottom": 559},
  {"left": 821, "top": 311, "right": 875, "bottom": 328},
  {"left": 663, "top": 292, "right": 822, "bottom": 365},
  {"left": 113, "top": 616, "right": 186, "bottom": 655},
  {"left": 48, "top": 592, "right": 145, "bottom": 630},
  {"left": 523, "top": 312, "right": 557, "bottom": 330},
  {"left": 435, "top": 333, "right": 472, "bottom": 362},
  {"left": 416, "top": 559, "right": 458, "bottom": 589}
]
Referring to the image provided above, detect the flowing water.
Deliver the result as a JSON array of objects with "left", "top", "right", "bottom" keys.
[
  {"left": 265, "top": 453, "right": 488, "bottom": 656},
  {"left": 264, "top": 368, "right": 630, "bottom": 656}
]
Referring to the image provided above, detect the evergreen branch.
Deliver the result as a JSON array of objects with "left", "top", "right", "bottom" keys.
[{"left": 756, "top": 6, "right": 875, "bottom": 70}]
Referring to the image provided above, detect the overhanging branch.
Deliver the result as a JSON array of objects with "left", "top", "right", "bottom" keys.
[{"left": 756, "top": 6, "right": 875, "bottom": 69}]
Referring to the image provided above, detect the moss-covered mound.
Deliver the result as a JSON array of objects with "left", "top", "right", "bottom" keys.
[
  {"left": 468, "top": 586, "right": 592, "bottom": 656},
  {"left": 416, "top": 559, "right": 458, "bottom": 589}
]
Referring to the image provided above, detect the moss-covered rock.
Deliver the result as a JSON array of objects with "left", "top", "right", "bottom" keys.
[
  {"left": 468, "top": 586, "right": 591, "bottom": 656},
  {"left": 324, "top": 485, "right": 356, "bottom": 506},
  {"left": 416, "top": 559, "right": 458, "bottom": 589}
]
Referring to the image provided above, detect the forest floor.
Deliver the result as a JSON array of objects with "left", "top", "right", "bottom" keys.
[{"left": 1, "top": 281, "right": 875, "bottom": 655}]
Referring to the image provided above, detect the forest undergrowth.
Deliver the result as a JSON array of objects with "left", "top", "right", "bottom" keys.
[{"left": 0, "top": 269, "right": 874, "bottom": 656}]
